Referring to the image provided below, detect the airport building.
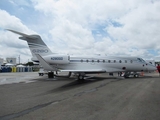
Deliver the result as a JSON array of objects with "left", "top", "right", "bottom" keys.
[
  {"left": 6, "top": 58, "right": 16, "bottom": 65},
  {"left": 0, "top": 57, "right": 34, "bottom": 73}
]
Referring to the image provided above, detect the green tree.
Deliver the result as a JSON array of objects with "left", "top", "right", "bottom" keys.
[{"left": 26, "top": 62, "right": 34, "bottom": 66}]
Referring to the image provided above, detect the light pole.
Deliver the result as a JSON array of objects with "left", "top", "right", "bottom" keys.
[{"left": 19, "top": 55, "right": 20, "bottom": 64}]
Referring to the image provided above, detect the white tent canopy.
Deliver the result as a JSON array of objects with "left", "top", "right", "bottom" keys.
[
  {"left": 5, "top": 63, "right": 15, "bottom": 66},
  {"left": 16, "top": 65, "right": 25, "bottom": 67}
]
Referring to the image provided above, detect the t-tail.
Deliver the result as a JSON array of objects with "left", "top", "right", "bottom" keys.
[{"left": 7, "top": 29, "right": 53, "bottom": 62}]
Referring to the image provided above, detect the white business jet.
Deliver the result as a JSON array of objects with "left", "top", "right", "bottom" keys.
[{"left": 7, "top": 29, "right": 157, "bottom": 79}]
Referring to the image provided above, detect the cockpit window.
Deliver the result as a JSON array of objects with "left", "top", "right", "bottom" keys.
[
  {"left": 137, "top": 58, "right": 141, "bottom": 62},
  {"left": 137, "top": 58, "right": 145, "bottom": 63}
]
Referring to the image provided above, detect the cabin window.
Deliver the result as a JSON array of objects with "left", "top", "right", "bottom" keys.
[
  {"left": 86, "top": 60, "right": 89, "bottom": 62},
  {"left": 108, "top": 60, "right": 111, "bottom": 63},
  {"left": 103, "top": 60, "right": 105, "bottom": 63},
  {"left": 81, "top": 59, "right": 83, "bottom": 62},
  {"left": 92, "top": 60, "right": 94, "bottom": 62},
  {"left": 97, "top": 60, "right": 100, "bottom": 63},
  {"left": 137, "top": 58, "right": 141, "bottom": 62},
  {"left": 125, "top": 60, "right": 127, "bottom": 63},
  {"left": 130, "top": 60, "right": 133, "bottom": 63},
  {"left": 114, "top": 60, "right": 116, "bottom": 63},
  {"left": 119, "top": 60, "right": 122, "bottom": 63}
]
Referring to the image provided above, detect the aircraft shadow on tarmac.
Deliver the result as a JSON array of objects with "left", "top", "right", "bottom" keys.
[
  {"left": 61, "top": 77, "right": 109, "bottom": 87},
  {"left": 37, "top": 75, "right": 158, "bottom": 96},
  {"left": 43, "top": 76, "right": 119, "bottom": 95}
]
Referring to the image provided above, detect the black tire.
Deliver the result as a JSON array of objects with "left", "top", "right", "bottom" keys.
[
  {"left": 134, "top": 74, "right": 139, "bottom": 78},
  {"left": 78, "top": 75, "right": 84, "bottom": 80}
]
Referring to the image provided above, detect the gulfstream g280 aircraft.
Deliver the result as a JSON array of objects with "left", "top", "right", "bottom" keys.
[{"left": 7, "top": 29, "right": 157, "bottom": 79}]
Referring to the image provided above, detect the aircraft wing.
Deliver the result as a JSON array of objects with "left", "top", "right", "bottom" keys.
[
  {"left": 61, "top": 68, "right": 125, "bottom": 73},
  {"left": 61, "top": 69, "right": 125, "bottom": 73},
  {"left": 60, "top": 69, "right": 106, "bottom": 73}
]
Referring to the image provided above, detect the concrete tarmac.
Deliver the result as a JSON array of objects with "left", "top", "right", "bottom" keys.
[{"left": 0, "top": 72, "right": 160, "bottom": 120}]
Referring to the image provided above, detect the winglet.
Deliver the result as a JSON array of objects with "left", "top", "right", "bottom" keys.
[{"left": 35, "top": 54, "right": 56, "bottom": 71}]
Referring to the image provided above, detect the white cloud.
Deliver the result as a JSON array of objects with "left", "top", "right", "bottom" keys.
[
  {"left": 0, "top": 9, "right": 35, "bottom": 63},
  {"left": 108, "top": 1, "right": 160, "bottom": 45},
  {"left": 9, "top": 0, "right": 30, "bottom": 7},
  {"left": 31, "top": 0, "right": 160, "bottom": 61},
  {"left": 0, "top": 0, "right": 160, "bottom": 63},
  {"left": 106, "top": 1, "right": 160, "bottom": 58}
]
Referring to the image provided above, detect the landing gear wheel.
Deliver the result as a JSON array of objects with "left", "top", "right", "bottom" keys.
[
  {"left": 78, "top": 75, "right": 84, "bottom": 80},
  {"left": 48, "top": 72, "right": 54, "bottom": 78},
  {"left": 39, "top": 73, "right": 44, "bottom": 76},
  {"left": 134, "top": 74, "right": 139, "bottom": 78}
]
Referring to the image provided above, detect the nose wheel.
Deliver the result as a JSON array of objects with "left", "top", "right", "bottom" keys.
[{"left": 134, "top": 74, "right": 139, "bottom": 78}]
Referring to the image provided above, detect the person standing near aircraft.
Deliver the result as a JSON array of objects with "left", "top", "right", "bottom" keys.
[{"left": 157, "top": 64, "right": 160, "bottom": 76}]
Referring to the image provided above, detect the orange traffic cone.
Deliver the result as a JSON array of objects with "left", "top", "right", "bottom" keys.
[{"left": 140, "top": 72, "right": 144, "bottom": 76}]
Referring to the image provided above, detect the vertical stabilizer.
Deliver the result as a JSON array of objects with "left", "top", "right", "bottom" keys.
[{"left": 7, "top": 29, "right": 53, "bottom": 62}]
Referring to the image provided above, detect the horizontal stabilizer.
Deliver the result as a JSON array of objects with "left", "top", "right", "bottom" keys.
[{"left": 6, "top": 29, "right": 39, "bottom": 39}]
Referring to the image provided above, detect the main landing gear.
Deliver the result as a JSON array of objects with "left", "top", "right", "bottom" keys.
[
  {"left": 78, "top": 75, "right": 84, "bottom": 80},
  {"left": 48, "top": 71, "right": 54, "bottom": 78},
  {"left": 77, "top": 73, "right": 85, "bottom": 80},
  {"left": 47, "top": 71, "right": 72, "bottom": 78}
]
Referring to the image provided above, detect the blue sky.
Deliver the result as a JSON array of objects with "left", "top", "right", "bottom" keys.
[{"left": 0, "top": 0, "right": 160, "bottom": 63}]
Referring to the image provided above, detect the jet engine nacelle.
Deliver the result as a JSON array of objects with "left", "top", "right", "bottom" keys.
[{"left": 43, "top": 55, "right": 70, "bottom": 64}]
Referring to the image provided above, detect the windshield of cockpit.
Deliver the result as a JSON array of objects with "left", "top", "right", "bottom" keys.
[{"left": 137, "top": 58, "right": 146, "bottom": 63}]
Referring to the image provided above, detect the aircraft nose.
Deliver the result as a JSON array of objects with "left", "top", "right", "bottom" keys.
[
  {"left": 150, "top": 65, "right": 157, "bottom": 71},
  {"left": 146, "top": 64, "right": 157, "bottom": 71}
]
